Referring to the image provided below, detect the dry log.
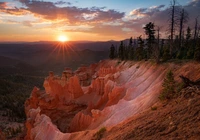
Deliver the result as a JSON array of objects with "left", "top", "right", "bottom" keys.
[{"left": 179, "top": 75, "right": 200, "bottom": 87}]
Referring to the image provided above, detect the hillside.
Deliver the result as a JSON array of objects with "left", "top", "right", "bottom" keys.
[
  {"left": 0, "top": 43, "right": 110, "bottom": 73},
  {"left": 21, "top": 60, "right": 200, "bottom": 140},
  {"left": 103, "top": 85, "right": 200, "bottom": 140}
]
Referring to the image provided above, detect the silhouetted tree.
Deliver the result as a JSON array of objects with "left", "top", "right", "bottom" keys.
[
  {"left": 115, "top": 46, "right": 118, "bottom": 58},
  {"left": 154, "top": 25, "right": 162, "bottom": 63},
  {"left": 169, "top": 0, "right": 176, "bottom": 40},
  {"left": 128, "top": 37, "right": 135, "bottom": 60},
  {"left": 168, "top": 0, "right": 179, "bottom": 56},
  {"left": 109, "top": 44, "right": 115, "bottom": 59},
  {"left": 163, "top": 43, "right": 171, "bottom": 62},
  {"left": 185, "top": 27, "right": 193, "bottom": 59},
  {"left": 194, "top": 17, "right": 199, "bottom": 40},
  {"left": 194, "top": 38, "right": 200, "bottom": 61},
  {"left": 186, "top": 26, "right": 192, "bottom": 41},
  {"left": 143, "top": 22, "right": 155, "bottom": 59},
  {"left": 124, "top": 45, "right": 129, "bottom": 60},
  {"left": 129, "top": 37, "right": 133, "bottom": 45},
  {"left": 178, "top": 8, "right": 188, "bottom": 48},
  {"left": 193, "top": 17, "right": 199, "bottom": 56},
  {"left": 118, "top": 41, "right": 124, "bottom": 60},
  {"left": 160, "top": 39, "right": 165, "bottom": 58},
  {"left": 136, "top": 36, "right": 144, "bottom": 60}
]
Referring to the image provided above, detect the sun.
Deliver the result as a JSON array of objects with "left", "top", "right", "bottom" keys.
[{"left": 58, "top": 35, "right": 69, "bottom": 42}]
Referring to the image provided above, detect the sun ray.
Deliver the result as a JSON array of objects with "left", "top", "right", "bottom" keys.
[{"left": 47, "top": 39, "right": 82, "bottom": 68}]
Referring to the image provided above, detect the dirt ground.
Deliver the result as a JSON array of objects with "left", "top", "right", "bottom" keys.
[{"left": 102, "top": 86, "right": 200, "bottom": 140}]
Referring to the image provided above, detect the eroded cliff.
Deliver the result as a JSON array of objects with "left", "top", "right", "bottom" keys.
[{"left": 24, "top": 60, "right": 200, "bottom": 140}]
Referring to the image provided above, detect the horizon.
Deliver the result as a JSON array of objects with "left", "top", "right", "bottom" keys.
[{"left": 0, "top": 0, "right": 199, "bottom": 42}]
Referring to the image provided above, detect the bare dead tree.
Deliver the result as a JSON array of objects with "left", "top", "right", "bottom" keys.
[
  {"left": 178, "top": 8, "right": 188, "bottom": 48},
  {"left": 194, "top": 16, "right": 199, "bottom": 40},
  {"left": 154, "top": 25, "right": 162, "bottom": 63},
  {"left": 167, "top": 0, "right": 180, "bottom": 56},
  {"left": 170, "top": 0, "right": 176, "bottom": 41},
  {"left": 197, "top": 25, "right": 200, "bottom": 38},
  {"left": 193, "top": 16, "right": 199, "bottom": 56},
  {"left": 156, "top": 26, "right": 161, "bottom": 44}
]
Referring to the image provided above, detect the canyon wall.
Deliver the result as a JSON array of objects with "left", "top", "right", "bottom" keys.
[{"left": 24, "top": 60, "right": 200, "bottom": 140}]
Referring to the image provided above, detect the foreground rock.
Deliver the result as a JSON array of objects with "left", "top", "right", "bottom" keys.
[
  {"left": 104, "top": 85, "right": 200, "bottom": 140},
  {"left": 24, "top": 60, "right": 200, "bottom": 140}
]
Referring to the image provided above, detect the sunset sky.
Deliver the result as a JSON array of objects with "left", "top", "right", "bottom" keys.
[{"left": 0, "top": 0, "right": 199, "bottom": 42}]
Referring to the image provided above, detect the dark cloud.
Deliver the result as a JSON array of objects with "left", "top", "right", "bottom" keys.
[
  {"left": 91, "top": 6, "right": 106, "bottom": 10},
  {"left": 54, "top": 1, "right": 71, "bottom": 5}
]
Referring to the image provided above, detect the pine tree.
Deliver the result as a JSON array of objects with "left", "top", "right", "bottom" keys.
[
  {"left": 136, "top": 36, "right": 144, "bottom": 60},
  {"left": 160, "top": 39, "right": 164, "bottom": 58},
  {"left": 186, "top": 26, "right": 191, "bottom": 41},
  {"left": 124, "top": 45, "right": 128, "bottom": 60},
  {"left": 118, "top": 41, "right": 124, "bottom": 60},
  {"left": 194, "top": 38, "right": 200, "bottom": 61},
  {"left": 185, "top": 27, "right": 193, "bottom": 59},
  {"left": 109, "top": 44, "right": 115, "bottom": 59},
  {"left": 159, "top": 70, "right": 176, "bottom": 100},
  {"left": 143, "top": 22, "right": 155, "bottom": 59},
  {"left": 128, "top": 37, "right": 134, "bottom": 60},
  {"left": 163, "top": 47, "right": 170, "bottom": 61},
  {"left": 193, "top": 17, "right": 199, "bottom": 60}
]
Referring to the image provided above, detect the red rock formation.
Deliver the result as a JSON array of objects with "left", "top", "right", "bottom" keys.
[
  {"left": 24, "top": 60, "right": 200, "bottom": 140},
  {"left": 69, "top": 112, "right": 92, "bottom": 132},
  {"left": 91, "top": 77, "right": 105, "bottom": 95},
  {"left": 68, "top": 76, "right": 84, "bottom": 99}
]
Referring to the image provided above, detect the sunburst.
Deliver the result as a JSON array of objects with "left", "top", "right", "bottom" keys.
[{"left": 58, "top": 35, "right": 69, "bottom": 42}]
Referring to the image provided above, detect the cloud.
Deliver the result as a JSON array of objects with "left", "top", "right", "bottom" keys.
[
  {"left": 0, "top": 2, "right": 7, "bottom": 9},
  {"left": 1, "top": 0, "right": 200, "bottom": 40},
  {"left": 187, "top": 0, "right": 200, "bottom": 7},
  {"left": 63, "top": 23, "right": 125, "bottom": 37},
  {"left": 124, "top": 0, "right": 200, "bottom": 38},
  {"left": 129, "top": 8, "right": 147, "bottom": 18},
  {"left": 0, "top": 2, "right": 28, "bottom": 15},
  {"left": 184, "top": 0, "right": 200, "bottom": 22},
  {"left": 129, "top": 5, "right": 165, "bottom": 19},
  {"left": 16, "top": 0, "right": 124, "bottom": 24},
  {"left": 22, "top": 20, "right": 32, "bottom": 27},
  {"left": 54, "top": 1, "right": 72, "bottom": 5}
]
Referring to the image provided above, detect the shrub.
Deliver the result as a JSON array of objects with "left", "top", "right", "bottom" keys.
[
  {"left": 93, "top": 127, "right": 106, "bottom": 140},
  {"left": 151, "top": 106, "right": 157, "bottom": 110},
  {"left": 159, "top": 70, "right": 175, "bottom": 100},
  {"left": 4, "top": 125, "right": 22, "bottom": 138}
]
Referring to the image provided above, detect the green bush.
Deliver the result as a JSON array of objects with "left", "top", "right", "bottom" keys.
[{"left": 159, "top": 70, "right": 176, "bottom": 100}]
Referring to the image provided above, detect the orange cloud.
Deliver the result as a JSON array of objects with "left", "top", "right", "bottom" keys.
[{"left": 1, "top": 0, "right": 200, "bottom": 41}]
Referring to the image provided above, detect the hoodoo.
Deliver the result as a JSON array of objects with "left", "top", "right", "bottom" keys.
[{"left": 24, "top": 60, "right": 200, "bottom": 140}]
